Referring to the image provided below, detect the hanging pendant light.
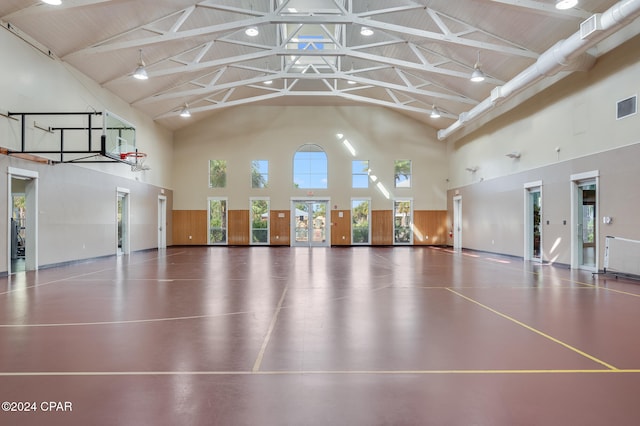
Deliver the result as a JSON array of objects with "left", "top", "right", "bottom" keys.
[
  {"left": 180, "top": 104, "right": 191, "bottom": 118},
  {"left": 470, "top": 51, "right": 485, "bottom": 82},
  {"left": 133, "top": 49, "right": 148, "bottom": 80}
]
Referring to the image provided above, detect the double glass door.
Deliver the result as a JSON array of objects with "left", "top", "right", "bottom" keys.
[{"left": 292, "top": 200, "right": 329, "bottom": 247}]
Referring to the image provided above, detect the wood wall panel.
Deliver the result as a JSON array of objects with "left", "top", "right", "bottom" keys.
[
  {"left": 172, "top": 210, "right": 207, "bottom": 245},
  {"left": 228, "top": 210, "right": 250, "bottom": 245},
  {"left": 372, "top": 210, "right": 393, "bottom": 245},
  {"left": 413, "top": 210, "right": 448, "bottom": 245},
  {"left": 331, "top": 210, "right": 351, "bottom": 245},
  {"left": 270, "top": 210, "right": 290, "bottom": 245}
]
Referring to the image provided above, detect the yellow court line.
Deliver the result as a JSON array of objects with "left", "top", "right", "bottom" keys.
[
  {"left": 2, "top": 369, "right": 640, "bottom": 377},
  {"left": 430, "top": 247, "right": 640, "bottom": 299},
  {"left": 446, "top": 288, "right": 619, "bottom": 371}
]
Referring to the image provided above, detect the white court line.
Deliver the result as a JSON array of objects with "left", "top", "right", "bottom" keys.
[
  {"left": 0, "top": 310, "right": 253, "bottom": 328},
  {"left": 0, "top": 251, "right": 191, "bottom": 296},
  {"left": 252, "top": 286, "right": 288, "bottom": 372}
]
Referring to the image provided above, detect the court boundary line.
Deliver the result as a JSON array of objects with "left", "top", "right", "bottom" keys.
[
  {"left": 447, "top": 288, "right": 618, "bottom": 371},
  {"left": 430, "top": 247, "right": 640, "bottom": 299},
  {"left": 252, "top": 286, "right": 288, "bottom": 372},
  {"left": 1, "top": 369, "right": 639, "bottom": 377}
]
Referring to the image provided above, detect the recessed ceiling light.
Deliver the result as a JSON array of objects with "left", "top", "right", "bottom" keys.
[
  {"left": 245, "top": 26, "right": 259, "bottom": 37},
  {"left": 555, "top": 0, "right": 578, "bottom": 10},
  {"left": 360, "top": 27, "right": 374, "bottom": 36}
]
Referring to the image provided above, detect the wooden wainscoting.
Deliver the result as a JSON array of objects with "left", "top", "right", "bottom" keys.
[
  {"left": 372, "top": 210, "right": 393, "bottom": 245},
  {"left": 228, "top": 210, "right": 250, "bottom": 245},
  {"left": 172, "top": 210, "right": 207, "bottom": 245},
  {"left": 331, "top": 210, "right": 351, "bottom": 245},
  {"left": 413, "top": 210, "right": 448, "bottom": 245},
  {"left": 270, "top": 210, "right": 290, "bottom": 245}
]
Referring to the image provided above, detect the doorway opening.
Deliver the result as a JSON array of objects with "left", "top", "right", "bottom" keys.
[
  {"left": 158, "top": 195, "right": 167, "bottom": 249},
  {"left": 524, "top": 182, "right": 542, "bottom": 262},
  {"left": 291, "top": 199, "right": 330, "bottom": 247},
  {"left": 453, "top": 195, "right": 462, "bottom": 252},
  {"left": 117, "top": 188, "right": 130, "bottom": 256},
  {"left": 7, "top": 167, "right": 38, "bottom": 274},
  {"left": 571, "top": 172, "right": 598, "bottom": 271}
]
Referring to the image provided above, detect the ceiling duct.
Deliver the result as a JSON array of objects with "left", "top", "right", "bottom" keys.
[{"left": 438, "top": 0, "right": 640, "bottom": 140}]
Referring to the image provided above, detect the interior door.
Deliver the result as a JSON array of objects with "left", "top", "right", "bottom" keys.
[
  {"left": 158, "top": 196, "right": 167, "bottom": 249},
  {"left": 453, "top": 196, "right": 462, "bottom": 252},
  {"left": 577, "top": 182, "right": 597, "bottom": 270},
  {"left": 525, "top": 187, "right": 542, "bottom": 262}
]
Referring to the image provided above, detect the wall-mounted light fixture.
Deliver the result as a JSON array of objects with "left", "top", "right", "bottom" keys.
[
  {"left": 466, "top": 166, "right": 479, "bottom": 173},
  {"left": 505, "top": 152, "right": 521, "bottom": 159}
]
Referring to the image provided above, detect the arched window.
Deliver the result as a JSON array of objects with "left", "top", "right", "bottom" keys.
[{"left": 293, "top": 144, "right": 328, "bottom": 189}]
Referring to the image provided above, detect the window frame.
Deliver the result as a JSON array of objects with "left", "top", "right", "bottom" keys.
[
  {"left": 209, "top": 160, "right": 227, "bottom": 188},
  {"left": 293, "top": 144, "right": 328, "bottom": 189},
  {"left": 250, "top": 197, "right": 270, "bottom": 245},
  {"left": 207, "top": 197, "right": 228, "bottom": 245},
  {"left": 251, "top": 160, "right": 269, "bottom": 189},
  {"left": 393, "top": 198, "right": 413, "bottom": 245},
  {"left": 352, "top": 160, "right": 370, "bottom": 189},
  {"left": 394, "top": 159, "right": 412, "bottom": 189},
  {"left": 351, "top": 197, "right": 371, "bottom": 245}
]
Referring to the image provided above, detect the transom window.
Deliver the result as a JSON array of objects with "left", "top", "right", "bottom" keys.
[
  {"left": 293, "top": 144, "right": 328, "bottom": 189},
  {"left": 252, "top": 160, "right": 268, "bottom": 188},
  {"left": 209, "top": 160, "right": 227, "bottom": 188},
  {"left": 352, "top": 160, "right": 369, "bottom": 188},
  {"left": 394, "top": 160, "right": 411, "bottom": 188}
]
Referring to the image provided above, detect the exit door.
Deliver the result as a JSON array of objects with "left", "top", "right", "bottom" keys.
[{"left": 292, "top": 200, "right": 329, "bottom": 247}]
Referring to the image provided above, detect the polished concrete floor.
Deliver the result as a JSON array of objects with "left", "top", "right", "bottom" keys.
[{"left": 1, "top": 246, "right": 640, "bottom": 425}]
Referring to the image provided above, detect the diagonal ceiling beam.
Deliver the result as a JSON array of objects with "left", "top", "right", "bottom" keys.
[
  {"left": 133, "top": 71, "right": 478, "bottom": 106},
  {"left": 66, "top": 8, "right": 538, "bottom": 59}
]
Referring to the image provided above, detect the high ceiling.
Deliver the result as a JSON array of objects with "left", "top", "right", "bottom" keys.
[{"left": 1, "top": 0, "right": 636, "bottom": 135}]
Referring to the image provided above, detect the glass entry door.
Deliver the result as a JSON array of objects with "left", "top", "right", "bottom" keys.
[
  {"left": 292, "top": 200, "right": 329, "bottom": 247},
  {"left": 577, "top": 182, "right": 596, "bottom": 270}
]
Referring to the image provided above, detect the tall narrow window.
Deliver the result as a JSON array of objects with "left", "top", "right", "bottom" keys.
[
  {"left": 394, "top": 199, "right": 413, "bottom": 244},
  {"left": 209, "top": 160, "right": 227, "bottom": 188},
  {"left": 252, "top": 160, "right": 268, "bottom": 188},
  {"left": 351, "top": 198, "right": 370, "bottom": 245},
  {"left": 293, "top": 144, "right": 328, "bottom": 189},
  {"left": 208, "top": 197, "right": 227, "bottom": 244},
  {"left": 394, "top": 160, "right": 411, "bottom": 188},
  {"left": 250, "top": 198, "right": 270, "bottom": 244},
  {"left": 352, "top": 160, "right": 369, "bottom": 188}
]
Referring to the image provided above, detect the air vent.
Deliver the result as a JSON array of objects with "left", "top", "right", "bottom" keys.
[
  {"left": 617, "top": 95, "right": 637, "bottom": 120},
  {"left": 580, "top": 14, "right": 602, "bottom": 39}
]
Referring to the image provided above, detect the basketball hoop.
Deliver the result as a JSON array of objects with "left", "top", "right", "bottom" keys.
[
  {"left": 120, "top": 151, "right": 150, "bottom": 171},
  {"left": 119, "top": 151, "right": 147, "bottom": 160}
]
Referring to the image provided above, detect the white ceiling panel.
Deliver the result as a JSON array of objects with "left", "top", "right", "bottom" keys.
[{"left": 1, "top": 0, "right": 637, "bottom": 134}]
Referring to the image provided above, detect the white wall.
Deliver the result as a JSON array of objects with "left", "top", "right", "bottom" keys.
[
  {"left": 0, "top": 26, "right": 174, "bottom": 189},
  {"left": 446, "top": 34, "right": 640, "bottom": 266},
  {"left": 173, "top": 105, "right": 447, "bottom": 212},
  {"left": 447, "top": 34, "right": 640, "bottom": 190},
  {"left": 0, "top": 26, "right": 174, "bottom": 273}
]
